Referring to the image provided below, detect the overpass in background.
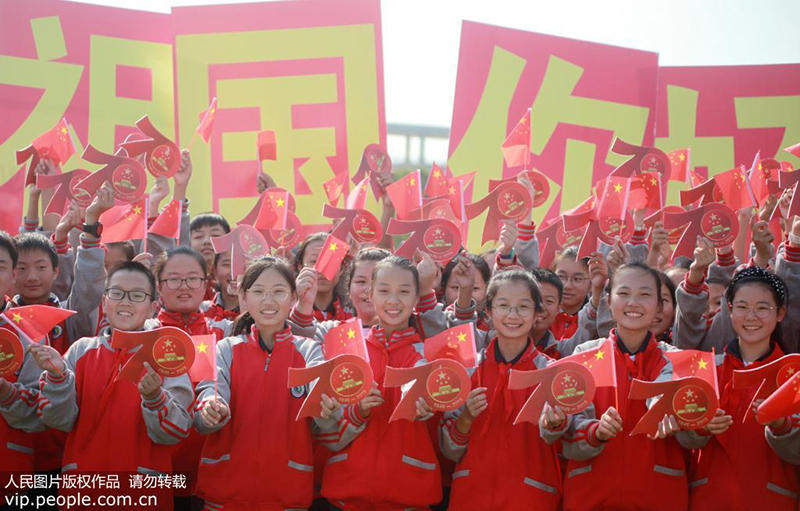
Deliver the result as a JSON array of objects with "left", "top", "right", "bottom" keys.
[{"left": 387, "top": 123, "right": 450, "bottom": 171}]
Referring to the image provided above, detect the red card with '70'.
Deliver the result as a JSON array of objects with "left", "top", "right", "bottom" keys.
[
  {"left": 111, "top": 327, "right": 196, "bottom": 382},
  {"left": 733, "top": 353, "right": 800, "bottom": 422},
  {"left": 323, "top": 204, "right": 383, "bottom": 245},
  {"left": 36, "top": 169, "right": 91, "bottom": 216},
  {"left": 508, "top": 361, "right": 596, "bottom": 425},
  {"left": 465, "top": 181, "right": 532, "bottom": 245},
  {"left": 663, "top": 203, "right": 739, "bottom": 259},
  {"left": 0, "top": 329, "right": 24, "bottom": 378},
  {"left": 628, "top": 376, "right": 718, "bottom": 435},
  {"left": 384, "top": 359, "right": 471, "bottom": 422},
  {"left": 75, "top": 145, "right": 148, "bottom": 205},
  {"left": 387, "top": 218, "right": 462, "bottom": 263},
  {"left": 287, "top": 318, "right": 373, "bottom": 420},
  {"left": 212, "top": 225, "right": 270, "bottom": 278},
  {"left": 119, "top": 115, "right": 181, "bottom": 178}
]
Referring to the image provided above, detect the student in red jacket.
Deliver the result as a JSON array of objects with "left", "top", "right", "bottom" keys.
[
  {"left": 200, "top": 250, "right": 239, "bottom": 322},
  {"left": 193, "top": 256, "right": 351, "bottom": 510},
  {"left": 552, "top": 247, "right": 592, "bottom": 340},
  {"left": 30, "top": 261, "right": 193, "bottom": 508},
  {"left": 682, "top": 265, "right": 799, "bottom": 510},
  {"left": 441, "top": 270, "right": 566, "bottom": 510},
  {"left": 294, "top": 233, "right": 353, "bottom": 322},
  {"left": 322, "top": 255, "right": 443, "bottom": 510},
  {"left": 152, "top": 246, "right": 231, "bottom": 504},
  {"left": 0, "top": 232, "right": 49, "bottom": 497},
  {"left": 561, "top": 262, "right": 691, "bottom": 511}
]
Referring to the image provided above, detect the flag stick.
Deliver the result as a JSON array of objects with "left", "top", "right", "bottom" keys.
[
  {"left": 187, "top": 131, "right": 198, "bottom": 152},
  {"left": 1, "top": 312, "right": 64, "bottom": 378}
]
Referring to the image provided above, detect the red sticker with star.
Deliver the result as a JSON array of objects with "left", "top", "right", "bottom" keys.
[
  {"left": 68, "top": 169, "right": 93, "bottom": 208},
  {"left": 597, "top": 211, "right": 634, "bottom": 244},
  {"left": 556, "top": 223, "right": 584, "bottom": 249},
  {"left": 629, "top": 377, "right": 718, "bottom": 435},
  {"left": 328, "top": 354, "right": 373, "bottom": 405},
  {"left": 422, "top": 220, "right": 461, "bottom": 263},
  {"left": 266, "top": 210, "right": 302, "bottom": 248},
  {"left": 495, "top": 181, "right": 533, "bottom": 221},
  {"left": 639, "top": 150, "right": 670, "bottom": 176},
  {"left": 351, "top": 210, "right": 383, "bottom": 244},
  {"left": 425, "top": 359, "right": 471, "bottom": 412},
  {"left": 528, "top": 169, "right": 550, "bottom": 208},
  {"left": 549, "top": 362, "right": 596, "bottom": 414},
  {"left": 111, "top": 163, "right": 148, "bottom": 203},
  {"left": 237, "top": 225, "right": 270, "bottom": 261},
  {"left": 671, "top": 382, "right": 716, "bottom": 430},
  {"left": 363, "top": 144, "right": 392, "bottom": 174},
  {"left": 0, "top": 329, "right": 23, "bottom": 378},
  {"left": 151, "top": 329, "right": 196, "bottom": 378},
  {"left": 699, "top": 204, "right": 739, "bottom": 248}
]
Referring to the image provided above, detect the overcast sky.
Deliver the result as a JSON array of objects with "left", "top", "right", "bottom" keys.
[{"left": 76, "top": 0, "right": 800, "bottom": 131}]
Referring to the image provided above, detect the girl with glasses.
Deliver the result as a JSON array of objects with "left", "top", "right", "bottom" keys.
[
  {"left": 193, "top": 256, "right": 345, "bottom": 510},
  {"left": 441, "top": 269, "right": 566, "bottom": 510},
  {"left": 30, "top": 262, "right": 193, "bottom": 503},
  {"left": 682, "top": 265, "right": 799, "bottom": 510},
  {"left": 152, "top": 246, "right": 232, "bottom": 506}
]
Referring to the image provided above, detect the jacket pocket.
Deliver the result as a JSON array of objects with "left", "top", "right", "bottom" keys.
[
  {"left": 200, "top": 454, "right": 231, "bottom": 466},
  {"left": 688, "top": 478, "right": 708, "bottom": 490},
  {"left": 653, "top": 464, "right": 685, "bottom": 477},
  {"left": 452, "top": 469, "right": 470, "bottom": 481},
  {"left": 523, "top": 477, "right": 557, "bottom": 495},
  {"left": 567, "top": 465, "right": 592, "bottom": 479},
  {"left": 401, "top": 455, "right": 436, "bottom": 471},
  {"left": 287, "top": 460, "right": 314, "bottom": 472},
  {"left": 767, "top": 482, "right": 798, "bottom": 500}
]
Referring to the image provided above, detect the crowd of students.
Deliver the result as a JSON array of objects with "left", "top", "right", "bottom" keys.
[{"left": 2, "top": 152, "right": 800, "bottom": 511}]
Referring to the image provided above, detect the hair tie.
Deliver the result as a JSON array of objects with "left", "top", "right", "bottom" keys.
[{"left": 729, "top": 266, "right": 787, "bottom": 303}]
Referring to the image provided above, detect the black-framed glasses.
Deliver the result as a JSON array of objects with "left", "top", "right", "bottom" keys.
[
  {"left": 105, "top": 288, "right": 151, "bottom": 303},
  {"left": 159, "top": 277, "right": 205, "bottom": 290}
]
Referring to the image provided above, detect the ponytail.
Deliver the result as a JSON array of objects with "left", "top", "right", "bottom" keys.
[{"left": 232, "top": 311, "right": 255, "bottom": 337}]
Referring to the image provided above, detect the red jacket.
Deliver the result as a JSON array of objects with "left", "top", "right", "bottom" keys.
[
  {"left": 550, "top": 311, "right": 578, "bottom": 341},
  {"left": 201, "top": 293, "right": 240, "bottom": 322},
  {"left": 157, "top": 308, "right": 228, "bottom": 495},
  {"left": 689, "top": 341, "right": 800, "bottom": 510},
  {"left": 194, "top": 326, "right": 331, "bottom": 510},
  {"left": 0, "top": 361, "right": 37, "bottom": 496},
  {"left": 37, "top": 333, "right": 193, "bottom": 474},
  {"left": 313, "top": 298, "right": 353, "bottom": 323},
  {"left": 322, "top": 326, "right": 442, "bottom": 510},
  {"left": 562, "top": 331, "right": 689, "bottom": 511},
  {"left": 445, "top": 338, "right": 562, "bottom": 511}
]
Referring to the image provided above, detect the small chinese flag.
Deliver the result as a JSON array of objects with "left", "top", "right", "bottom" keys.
[
  {"left": 323, "top": 317, "right": 369, "bottom": 362},
  {"left": 255, "top": 189, "right": 289, "bottom": 230},
  {"left": 667, "top": 149, "right": 690, "bottom": 182},
  {"left": 422, "top": 324, "right": 477, "bottom": 368},
  {"left": 196, "top": 98, "right": 217, "bottom": 144},
  {"left": 257, "top": 130, "right": 277, "bottom": 161},
  {"left": 148, "top": 199, "right": 181, "bottom": 239},
  {"left": 189, "top": 334, "right": 217, "bottom": 383},
  {"left": 314, "top": 234, "right": 349, "bottom": 281},
  {"left": 323, "top": 171, "right": 348, "bottom": 206},
  {"left": 100, "top": 197, "right": 149, "bottom": 243},
  {"left": 748, "top": 152, "right": 770, "bottom": 205},
  {"left": 757, "top": 371, "right": 800, "bottom": 424},
  {"left": 551, "top": 339, "right": 617, "bottom": 388},
  {"left": 385, "top": 169, "right": 423, "bottom": 220},
  {"left": 714, "top": 165, "right": 756, "bottom": 211},
  {"left": 35, "top": 118, "right": 76, "bottom": 166},
  {"left": 501, "top": 108, "right": 531, "bottom": 168},
  {"left": 424, "top": 162, "right": 448, "bottom": 198},
  {"left": 784, "top": 142, "right": 800, "bottom": 159},
  {"left": 1, "top": 306, "right": 76, "bottom": 342},
  {"left": 448, "top": 177, "right": 466, "bottom": 224},
  {"left": 689, "top": 168, "right": 705, "bottom": 188},
  {"left": 666, "top": 349, "right": 719, "bottom": 398},
  {"left": 628, "top": 173, "right": 662, "bottom": 211},
  {"left": 596, "top": 176, "right": 631, "bottom": 220},
  {"left": 346, "top": 176, "right": 370, "bottom": 210}
]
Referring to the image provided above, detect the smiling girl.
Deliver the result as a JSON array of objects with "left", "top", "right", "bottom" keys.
[
  {"left": 561, "top": 262, "right": 690, "bottom": 511},
  {"left": 193, "top": 256, "right": 348, "bottom": 510},
  {"left": 683, "top": 266, "right": 799, "bottom": 510},
  {"left": 441, "top": 270, "right": 566, "bottom": 510},
  {"left": 321, "top": 255, "right": 443, "bottom": 510}
]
